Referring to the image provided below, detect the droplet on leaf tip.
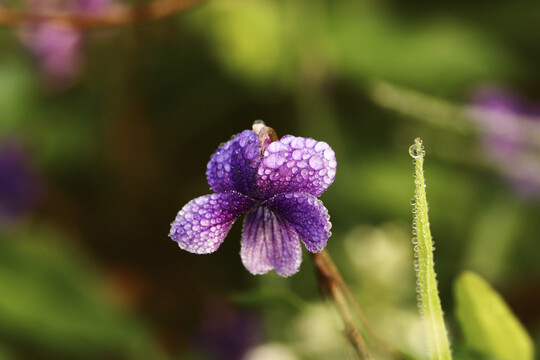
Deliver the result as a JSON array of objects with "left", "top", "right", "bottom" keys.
[{"left": 409, "top": 137, "right": 424, "bottom": 159}]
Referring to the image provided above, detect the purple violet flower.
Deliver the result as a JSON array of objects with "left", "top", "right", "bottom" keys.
[
  {"left": 169, "top": 123, "right": 337, "bottom": 276},
  {"left": 21, "top": 0, "right": 110, "bottom": 89},
  {"left": 470, "top": 87, "right": 540, "bottom": 199},
  {"left": 0, "top": 140, "right": 42, "bottom": 225},
  {"left": 23, "top": 23, "right": 83, "bottom": 88},
  {"left": 193, "top": 298, "right": 262, "bottom": 360}
]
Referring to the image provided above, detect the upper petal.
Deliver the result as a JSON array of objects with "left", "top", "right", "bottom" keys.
[
  {"left": 241, "top": 206, "right": 302, "bottom": 277},
  {"left": 170, "top": 191, "right": 255, "bottom": 254},
  {"left": 266, "top": 192, "right": 331, "bottom": 253},
  {"left": 206, "top": 130, "right": 261, "bottom": 196},
  {"left": 257, "top": 135, "right": 337, "bottom": 198}
]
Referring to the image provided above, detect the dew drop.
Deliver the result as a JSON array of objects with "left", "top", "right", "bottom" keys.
[
  {"left": 314, "top": 142, "right": 329, "bottom": 152},
  {"left": 305, "top": 138, "right": 317, "bottom": 148},
  {"left": 309, "top": 156, "right": 324, "bottom": 170},
  {"left": 267, "top": 142, "right": 285, "bottom": 153},
  {"left": 264, "top": 153, "right": 285, "bottom": 169},
  {"left": 292, "top": 150, "right": 303, "bottom": 160},
  {"left": 291, "top": 137, "right": 304, "bottom": 149},
  {"left": 323, "top": 148, "right": 335, "bottom": 160},
  {"left": 409, "top": 138, "right": 424, "bottom": 159},
  {"left": 409, "top": 145, "right": 421, "bottom": 158},
  {"left": 327, "top": 168, "right": 336, "bottom": 178},
  {"left": 298, "top": 161, "right": 308, "bottom": 169}
]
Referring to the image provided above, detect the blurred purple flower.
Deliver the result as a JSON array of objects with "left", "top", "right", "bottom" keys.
[
  {"left": 194, "top": 299, "right": 262, "bottom": 360},
  {"left": 471, "top": 87, "right": 540, "bottom": 199},
  {"left": 169, "top": 124, "right": 337, "bottom": 276},
  {"left": 24, "top": 23, "right": 83, "bottom": 88},
  {"left": 21, "top": 0, "right": 110, "bottom": 89},
  {"left": 0, "top": 140, "right": 42, "bottom": 224}
]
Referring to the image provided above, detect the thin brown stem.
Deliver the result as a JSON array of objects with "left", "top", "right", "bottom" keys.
[
  {"left": 341, "top": 273, "right": 403, "bottom": 359},
  {"left": 313, "top": 250, "right": 372, "bottom": 360},
  {"left": 313, "top": 249, "right": 405, "bottom": 360},
  {"left": 0, "top": 0, "right": 204, "bottom": 30}
]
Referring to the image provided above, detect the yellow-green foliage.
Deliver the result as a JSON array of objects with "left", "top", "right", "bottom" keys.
[
  {"left": 410, "top": 138, "right": 452, "bottom": 360},
  {"left": 455, "top": 271, "right": 534, "bottom": 360}
]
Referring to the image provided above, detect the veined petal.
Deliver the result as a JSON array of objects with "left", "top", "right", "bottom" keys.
[
  {"left": 170, "top": 191, "right": 255, "bottom": 254},
  {"left": 241, "top": 206, "right": 302, "bottom": 277},
  {"left": 257, "top": 135, "right": 336, "bottom": 198},
  {"left": 266, "top": 192, "right": 331, "bottom": 253},
  {"left": 206, "top": 130, "right": 261, "bottom": 196}
]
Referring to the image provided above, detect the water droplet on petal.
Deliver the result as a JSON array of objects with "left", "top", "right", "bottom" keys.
[
  {"left": 244, "top": 143, "right": 259, "bottom": 160},
  {"left": 305, "top": 139, "right": 316, "bottom": 148},
  {"left": 309, "top": 156, "right": 324, "bottom": 170},
  {"left": 263, "top": 153, "right": 287, "bottom": 169},
  {"left": 314, "top": 142, "right": 329, "bottom": 152},
  {"left": 327, "top": 169, "right": 336, "bottom": 178},
  {"left": 291, "top": 137, "right": 305, "bottom": 149},
  {"left": 266, "top": 142, "right": 284, "bottom": 153},
  {"left": 323, "top": 148, "right": 335, "bottom": 160}
]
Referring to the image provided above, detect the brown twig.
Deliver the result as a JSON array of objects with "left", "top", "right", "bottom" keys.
[
  {"left": 340, "top": 271, "right": 404, "bottom": 359},
  {"left": 313, "top": 250, "right": 372, "bottom": 360},
  {"left": 313, "top": 250, "right": 405, "bottom": 360},
  {"left": 0, "top": 0, "right": 205, "bottom": 30}
]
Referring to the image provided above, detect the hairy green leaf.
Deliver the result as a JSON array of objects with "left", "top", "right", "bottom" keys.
[
  {"left": 455, "top": 271, "right": 534, "bottom": 360},
  {"left": 410, "top": 138, "right": 452, "bottom": 360}
]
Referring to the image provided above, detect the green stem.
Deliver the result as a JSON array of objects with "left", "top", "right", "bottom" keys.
[{"left": 410, "top": 138, "right": 452, "bottom": 360}]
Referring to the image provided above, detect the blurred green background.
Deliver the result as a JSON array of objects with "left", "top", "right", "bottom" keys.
[{"left": 0, "top": 0, "right": 539, "bottom": 359}]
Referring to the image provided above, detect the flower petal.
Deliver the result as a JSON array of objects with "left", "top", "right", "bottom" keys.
[
  {"left": 241, "top": 206, "right": 302, "bottom": 277},
  {"left": 170, "top": 191, "right": 255, "bottom": 254},
  {"left": 266, "top": 192, "right": 331, "bottom": 253},
  {"left": 206, "top": 130, "right": 261, "bottom": 196},
  {"left": 257, "top": 135, "right": 336, "bottom": 198}
]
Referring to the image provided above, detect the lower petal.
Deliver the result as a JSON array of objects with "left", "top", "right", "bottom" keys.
[
  {"left": 241, "top": 206, "right": 302, "bottom": 277},
  {"left": 266, "top": 192, "right": 331, "bottom": 253},
  {"left": 170, "top": 191, "right": 255, "bottom": 254}
]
